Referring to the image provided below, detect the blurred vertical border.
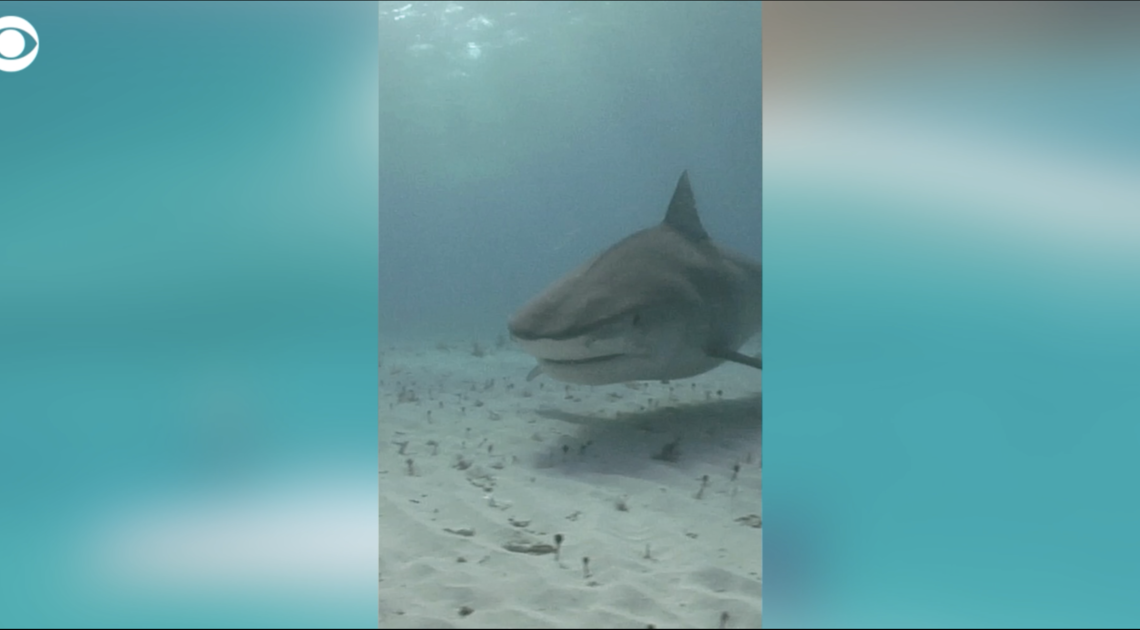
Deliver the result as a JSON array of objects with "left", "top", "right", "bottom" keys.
[
  {"left": 765, "top": 2, "right": 1140, "bottom": 627},
  {"left": 0, "top": 1, "right": 379, "bottom": 627}
]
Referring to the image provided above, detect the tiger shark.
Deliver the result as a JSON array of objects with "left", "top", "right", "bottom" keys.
[{"left": 507, "top": 171, "right": 762, "bottom": 386}]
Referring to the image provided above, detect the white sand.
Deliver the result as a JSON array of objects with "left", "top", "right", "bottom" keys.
[{"left": 379, "top": 337, "right": 762, "bottom": 629}]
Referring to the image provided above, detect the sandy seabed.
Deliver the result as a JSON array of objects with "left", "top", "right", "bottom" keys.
[{"left": 379, "top": 337, "right": 762, "bottom": 629}]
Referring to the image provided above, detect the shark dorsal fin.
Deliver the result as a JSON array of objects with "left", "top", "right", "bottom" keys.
[{"left": 663, "top": 170, "right": 709, "bottom": 242}]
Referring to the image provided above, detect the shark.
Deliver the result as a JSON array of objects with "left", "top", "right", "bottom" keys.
[{"left": 507, "top": 171, "right": 762, "bottom": 386}]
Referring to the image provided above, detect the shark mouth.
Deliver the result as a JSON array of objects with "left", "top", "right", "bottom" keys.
[{"left": 540, "top": 353, "right": 626, "bottom": 366}]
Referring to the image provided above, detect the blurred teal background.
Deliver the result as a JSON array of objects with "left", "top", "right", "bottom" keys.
[
  {"left": 0, "top": 2, "right": 378, "bottom": 626},
  {"left": 765, "top": 3, "right": 1140, "bottom": 627}
]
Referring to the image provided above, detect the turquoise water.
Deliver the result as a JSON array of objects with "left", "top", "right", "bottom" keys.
[
  {"left": 0, "top": 2, "right": 378, "bottom": 626},
  {"left": 765, "top": 54, "right": 1140, "bottom": 625},
  {"left": 837, "top": 55, "right": 1140, "bottom": 166}
]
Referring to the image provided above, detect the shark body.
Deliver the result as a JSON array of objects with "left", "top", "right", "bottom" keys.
[{"left": 507, "top": 171, "right": 762, "bottom": 386}]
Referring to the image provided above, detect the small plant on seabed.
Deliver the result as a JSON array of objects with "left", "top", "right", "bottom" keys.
[
  {"left": 695, "top": 474, "right": 709, "bottom": 500},
  {"left": 652, "top": 437, "right": 681, "bottom": 463}
]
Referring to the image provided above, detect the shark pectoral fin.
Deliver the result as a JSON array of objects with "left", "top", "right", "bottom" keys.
[
  {"left": 526, "top": 364, "right": 544, "bottom": 382},
  {"left": 711, "top": 349, "right": 763, "bottom": 370}
]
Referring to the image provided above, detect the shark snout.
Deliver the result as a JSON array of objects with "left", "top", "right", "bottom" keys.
[
  {"left": 508, "top": 299, "right": 562, "bottom": 342},
  {"left": 506, "top": 312, "right": 537, "bottom": 342}
]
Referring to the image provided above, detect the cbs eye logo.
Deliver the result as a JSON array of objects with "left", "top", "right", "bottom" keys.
[{"left": 0, "top": 16, "right": 38, "bottom": 73}]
